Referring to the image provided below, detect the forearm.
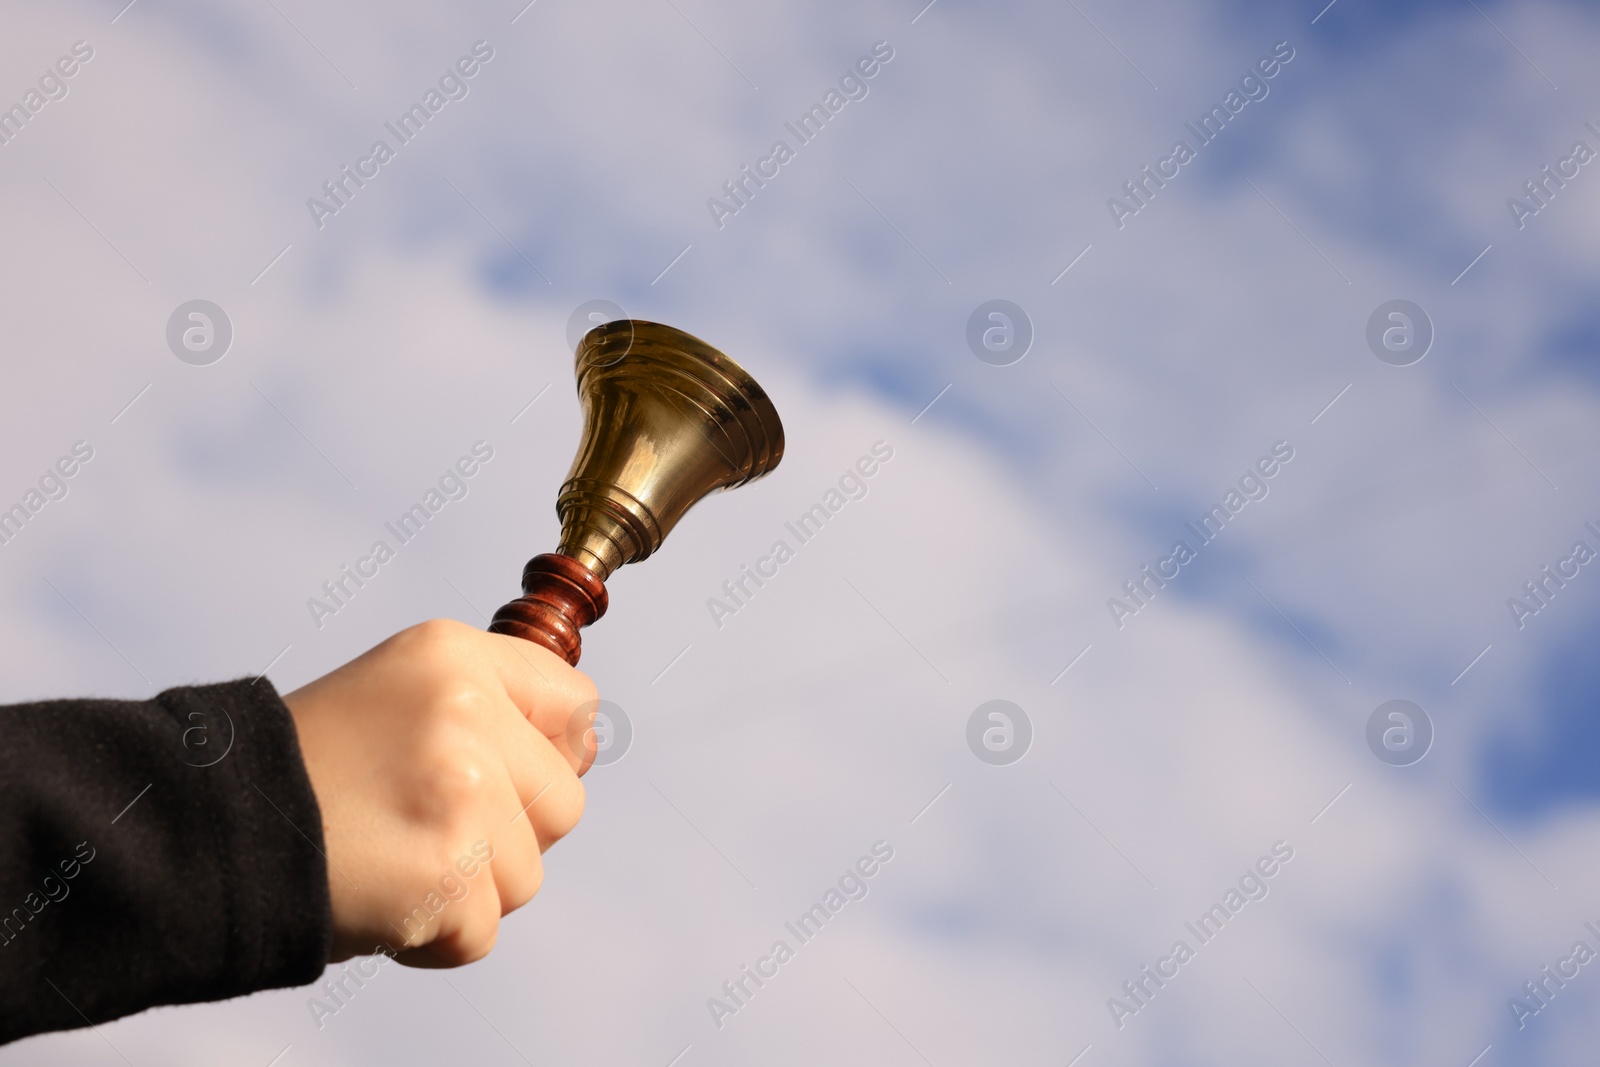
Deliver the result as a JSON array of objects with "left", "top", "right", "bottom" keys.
[{"left": 0, "top": 679, "right": 332, "bottom": 1045}]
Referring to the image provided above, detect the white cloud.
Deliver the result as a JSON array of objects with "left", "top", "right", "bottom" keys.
[{"left": 5, "top": 1, "right": 1600, "bottom": 1065}]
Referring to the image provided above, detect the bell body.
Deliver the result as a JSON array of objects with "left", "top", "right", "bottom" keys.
[{"left": 489, "top": 321, "right": 784, "bottom": 664}]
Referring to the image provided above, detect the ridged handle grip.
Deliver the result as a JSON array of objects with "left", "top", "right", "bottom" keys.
[{"left": 487, "top": 553, "right": 609, "bottom": 666}]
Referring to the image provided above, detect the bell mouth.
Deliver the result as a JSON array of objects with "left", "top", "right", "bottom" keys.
[
  {"left": 575, "top": 320, "right": 785, "bottom": 481},
  {"left": 556, "top": 320, "right": 785, "bottom": 580}
]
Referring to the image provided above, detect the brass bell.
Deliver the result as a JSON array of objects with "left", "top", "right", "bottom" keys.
[{"left": 489, "top": 320, "right": 785, "bottom": 665}]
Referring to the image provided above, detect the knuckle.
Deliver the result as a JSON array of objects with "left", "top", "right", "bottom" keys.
[
  {"left": 399, "top": 617, "right": 474, "bottom": 656},
  {"left": 557, "top": 779, "right": 586, "bottom": 835},
  {"left": 538, "top": 779, "right": 585, "bottom": 845},
  {"left": 426, "top": 681, "right": 494, "bottom": 731},
  {"left": 504, "top": 855, "right": 545, "bottom": 912},
  {"left": 571, "top": 671, "right": 599, "bottom": 707},
  {"left": 520, "top": 862, "right": 545, "bottom": 907},
  {"left": 460, "top": 926, "right": 498, "bottom": 965},
  {"left": 411, "top": 750, "right": 492, "bottom": 818},
  {"left": 434, "top": 917, "right": 499, "bottom": 966}
]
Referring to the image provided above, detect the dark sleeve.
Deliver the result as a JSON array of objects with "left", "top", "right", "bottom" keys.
[{"left": 0, "top": 678, "right": 333, "bottom": 1046}]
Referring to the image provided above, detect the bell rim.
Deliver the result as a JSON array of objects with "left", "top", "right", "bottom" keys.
[{"left": 575, "top": 319, "right": 785, "bottom": 480}]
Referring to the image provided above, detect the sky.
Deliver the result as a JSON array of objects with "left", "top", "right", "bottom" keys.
[{"left": 1, "top": 0, "right": 1599, "bottom": 1064}]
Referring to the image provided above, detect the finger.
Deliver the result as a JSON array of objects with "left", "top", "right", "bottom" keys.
[
  {"left": 472, "top": 763, "right": 548, "bottom": 912},
  {"left": 481, "top": 631, "right": 599, "bottom": 772},
  {"left": 566, "top": 701, "right": 600, "bottom": 776},
  {"left": 398, "top": 887, "right": 503, "bottom": 969},
  {"left": 486, "top": 815, "right": 545, "bottom": 915},
  {"left": 487, "top": 700, "right": 587, "bottom": 850}
]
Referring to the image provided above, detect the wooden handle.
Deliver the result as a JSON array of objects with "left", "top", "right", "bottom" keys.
[{"left": 487, "top": 553, "right": 608, "bottom": 666}]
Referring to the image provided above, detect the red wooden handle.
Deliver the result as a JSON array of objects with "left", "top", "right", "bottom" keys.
[{"left": 487, "top": 553, "right": 609, "bottom": 666}]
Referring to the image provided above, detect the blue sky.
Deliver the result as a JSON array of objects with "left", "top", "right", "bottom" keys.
[{"left": 2, "top": 0, "right": 1600, "bottom": 1064}]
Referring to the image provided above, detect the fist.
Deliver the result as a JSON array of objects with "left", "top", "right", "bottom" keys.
[{"left": 282, "top": 619, "right": 597, "bottom": 967}]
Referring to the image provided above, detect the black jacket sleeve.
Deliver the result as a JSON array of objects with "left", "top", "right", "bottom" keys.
[{"left": 0, "top": 678, "right": 333, "bottom": 1045}]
